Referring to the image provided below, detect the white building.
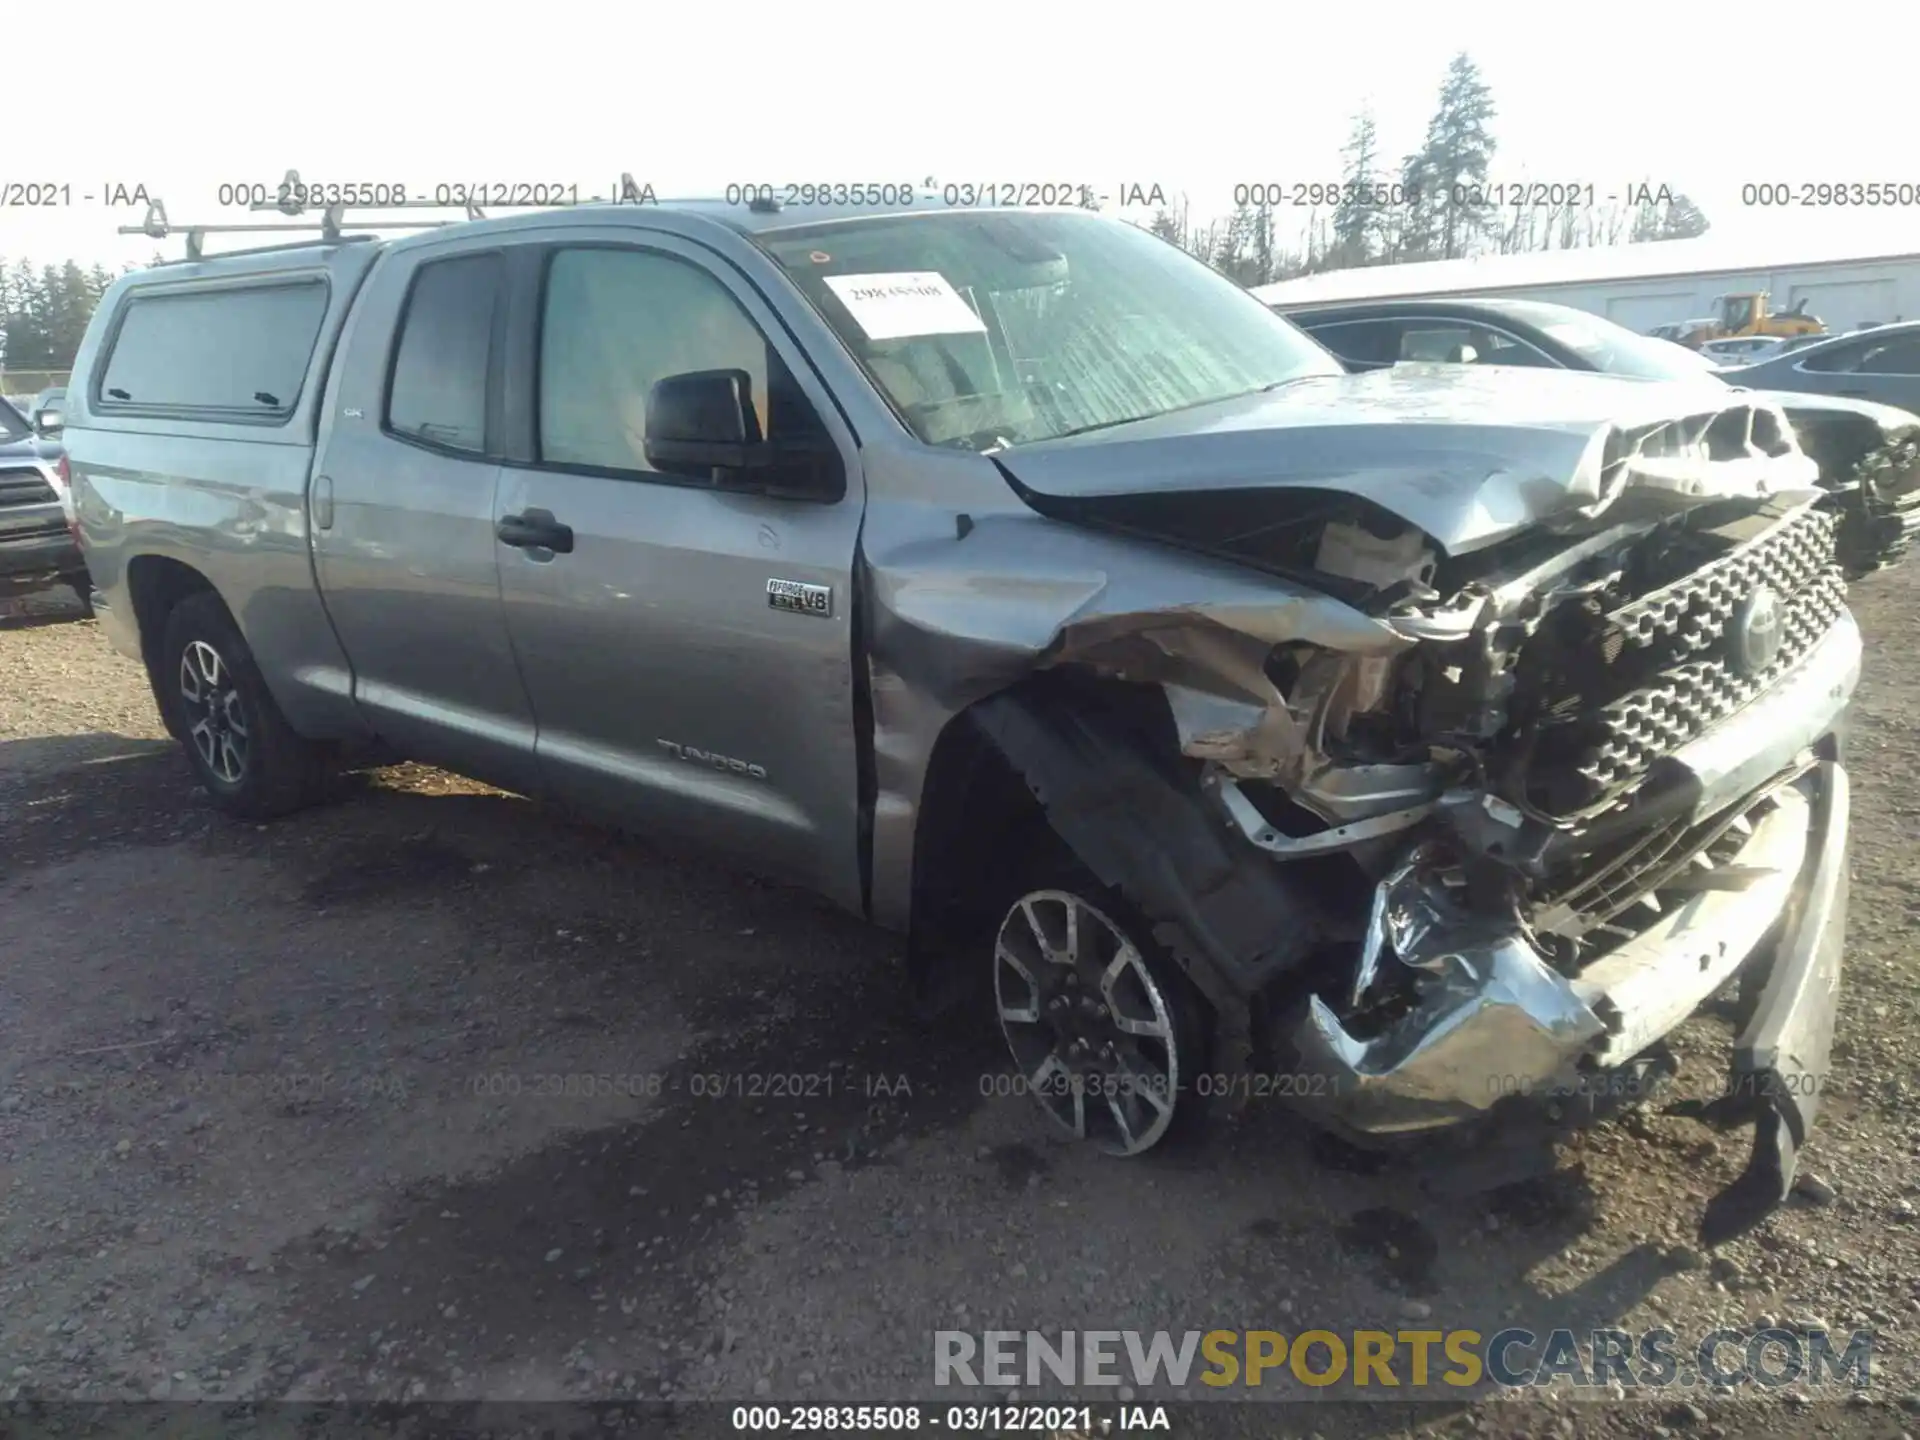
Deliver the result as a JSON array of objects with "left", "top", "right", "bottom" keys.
[{"left": 1251, "top": 233, "right": 1920, "bottom": 335}]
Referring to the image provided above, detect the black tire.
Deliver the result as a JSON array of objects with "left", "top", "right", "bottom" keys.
[
  {"left": 989, "top": 836, "right": 1215, "bottom": 1157},
  {"left": 66, "top": 577, "right": 94, "bottom": 618},
  {"left": 157, "top": 591, "right": 330, "bottom": 819}
]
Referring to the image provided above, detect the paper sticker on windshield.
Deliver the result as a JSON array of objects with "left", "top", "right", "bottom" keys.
[{"left": 822, "top": 272, "right": 987, "bottom": 342}]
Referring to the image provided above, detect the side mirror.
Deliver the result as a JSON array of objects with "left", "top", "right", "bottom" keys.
[
  {"left": 644, "top": 369, "right": 762, "bottom": 475},
  {"left": 32, "top": 407, "right": 63, "bottom": 437},
  {"left": 643, "top": 367, "right": 842, "bottom": 498}
]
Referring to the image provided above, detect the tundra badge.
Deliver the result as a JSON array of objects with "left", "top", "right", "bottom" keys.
[
  {"left": 767, "top": 578, "right": 832, "bottom": 617},
  {"left": 656, "top": 741, "right": 768, "bottom": 779}
]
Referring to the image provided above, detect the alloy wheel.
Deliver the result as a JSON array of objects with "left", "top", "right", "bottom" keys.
[
  {"left": 178, "top": 639, "right": 250, "bottom": 785},
  {"left": 993, "top": 889, "right": 1181, "bottom": 1156}
]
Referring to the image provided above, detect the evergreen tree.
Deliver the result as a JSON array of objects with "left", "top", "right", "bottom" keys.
[
  {"left": 1330, "top": 108, "right": 1385, "bottom": 268},
  {"left": 1404, "top": 53, "right": 1498, "bottom": 260}
]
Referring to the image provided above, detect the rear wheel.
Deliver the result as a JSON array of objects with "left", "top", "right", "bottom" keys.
[
  {"left": 992, "top": 878, "right": 1210, "bottom": 1156},
  {"left": 158, "top": 592, "right": 330, "bottom": 819}
]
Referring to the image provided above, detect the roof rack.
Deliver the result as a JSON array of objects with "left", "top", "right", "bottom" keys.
[{"left": 119, "top": 170, "right": 490, "bottom": 262}]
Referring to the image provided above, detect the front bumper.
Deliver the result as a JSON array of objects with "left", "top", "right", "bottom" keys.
[
  {"left": 0, "top": 524, "right": 85, "bottom": 593},
  {"left": 1281, "top": 611, "right": 1858, "bottom": 1244}
]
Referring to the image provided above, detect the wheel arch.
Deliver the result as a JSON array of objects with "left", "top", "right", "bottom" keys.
[
  {"left": 904, "top": 667, "right": 1332, "bottom": 1072},
  {"left": 905, "top": 669, "right": 1167, "bottom": 975},
  {"left": 125, "top": 554, "right": 223, "bottom": 741}
]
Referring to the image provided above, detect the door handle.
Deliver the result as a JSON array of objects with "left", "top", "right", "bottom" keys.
[
  {"left": 312, "top": 474, "right": 334, "bottom": 531},
  {"left": 496, "top": 508, "right": 574, "bottom": 554}
]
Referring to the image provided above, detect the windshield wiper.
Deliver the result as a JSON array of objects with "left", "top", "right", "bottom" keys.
[{"left": 940, "top": 428, "right": 1019, "bottom": 453}]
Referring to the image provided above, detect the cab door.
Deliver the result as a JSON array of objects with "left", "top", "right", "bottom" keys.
[
  {"left": 491, "top": 232, "right": 869, "bottom": 912},
  {"left": 310, "top": 241, "right": 543, "bottom": 795}
]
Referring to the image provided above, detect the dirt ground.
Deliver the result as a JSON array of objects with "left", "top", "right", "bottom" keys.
[{"left": 3, "top": 569, "right": 1920, "bottom": 1440}]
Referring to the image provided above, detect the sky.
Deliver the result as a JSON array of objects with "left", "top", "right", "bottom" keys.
[{"left": 6, "top": 0, "right": 1916, "bottom": 270}]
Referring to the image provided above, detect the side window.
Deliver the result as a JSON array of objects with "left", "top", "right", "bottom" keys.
[
  {"left": 1800, "top": 341, "right": 1865, "bottom": 373},
  {"left": 387, "top": 253, "right": 501, "bottom": 454},
  {"left": 1471, "top": 326, "right": 1557, "bottom": 368},
  {"left": 1394, "top": 322, "right": 1552, "bottom": 366},
  {"left": 1301, "top": 318, "right": 1401, "bottom": 367},
  {"left": 537, "top": 247, "right": 838, "bottom": 494},
  {"left": 97, "top": 282, "right": 327, "bottom": 418},
  {"left": 1855, "top": 336, "right": 1920, "bottom": 376},
  {"left": 1397, "top": 325, "right": 1481, "bottom": 362}
]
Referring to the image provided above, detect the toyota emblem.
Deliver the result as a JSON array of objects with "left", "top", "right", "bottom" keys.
[{"left": 1730, "top": 586, "right": 1783, "bottom": 677}]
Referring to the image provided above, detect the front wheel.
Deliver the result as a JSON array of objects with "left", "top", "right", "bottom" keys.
[
  {"left": 158, "top": 592, "right": 330, "bottom": 819},
  {"left": 992, "top": 884, "right": 1210, "bottom": 1156}
]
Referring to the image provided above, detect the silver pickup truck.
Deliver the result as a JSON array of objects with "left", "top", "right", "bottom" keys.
[{"left": 64, "top": 199, "right": 1917, "bottom": 1246}]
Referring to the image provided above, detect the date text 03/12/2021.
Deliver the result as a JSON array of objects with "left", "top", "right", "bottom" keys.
[
  {"left": 460, "top": 1070, "right": 916, "bottom": 1101},
  {"left": 1228, "top": 179, "right": 1682, "bottom": 209},
  {"left": 202, "top": 178, "right": 1176, "bottom": 212},
  {"left": 730, "top": 1404, "right": 1171, "bottom": 1432}
]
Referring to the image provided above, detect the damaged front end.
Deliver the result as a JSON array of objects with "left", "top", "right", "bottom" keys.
[{"left": 962, "top": 389, "right": 1877, "bottom": 1244}]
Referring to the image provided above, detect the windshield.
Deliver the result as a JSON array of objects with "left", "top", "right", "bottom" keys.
[
  {"left": 0, "top": 398, "right": 26, "bottom": 440},
  {"left": 757, "top": 210, "right": 1340, "bottom": 451},
  {"left": 1529, "top": 310, "right": 1725, "bottom": 383}
]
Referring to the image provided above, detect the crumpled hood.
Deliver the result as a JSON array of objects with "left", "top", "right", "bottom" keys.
[{"left": 996, "top": 365, "right": 1800, "bottom": 556}]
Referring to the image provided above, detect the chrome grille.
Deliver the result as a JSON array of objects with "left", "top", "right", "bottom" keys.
[
  {"left": 1571, "top": 566, "right": 1845, "bottom": 803},
  {"left": 1607, "top": 506, "right": 1838, "bottom": 655},
  {"left": 1534, "top": 774, "right": 1803, "bottom": 944},
  {"left": 1512, "top": 500, "right": 1848, "bottom": 816},
  {"left": 0, "top": 465, "right": 57, "bottom": 508}
]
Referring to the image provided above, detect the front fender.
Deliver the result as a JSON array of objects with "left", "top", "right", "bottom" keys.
[{"left": 861, "top": 486, "right": 1404, "bottom": 936}]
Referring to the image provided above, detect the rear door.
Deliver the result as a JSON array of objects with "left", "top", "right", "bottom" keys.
[
  {"left": 491, "top": 230, "right": 869, "bottom": 912},
  {"left": 311, "top": 240, "right": 543, "bottom": 795}
]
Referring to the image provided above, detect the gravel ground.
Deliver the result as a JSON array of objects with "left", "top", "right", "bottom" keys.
[{"left": 3, "top": 572, "right": 1920, "bottom": 1440}]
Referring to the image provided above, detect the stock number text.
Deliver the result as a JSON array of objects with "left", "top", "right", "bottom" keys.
[
  {"left": 731, "top": 1405, "right": 926, "bottom": 1429},
  {"left": 1743, "top": 181, "right": 1920, "bottom": 207},
  {"left": 219, "top": 180, "right": 409, "bottom": 208}
]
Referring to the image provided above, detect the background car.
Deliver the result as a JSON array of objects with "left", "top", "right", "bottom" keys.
[
  {"left": 1277, "top": 295, "right": 1920, "bottom": 571},
  {"left": 29, "top": 387, "right": 66, "bottom": 437},
  {"left": 1282, "top": 295, "right": 1726, "bottom": 381},
  {"left": 1771, "top": 332, "right": 1835, "bottom": 356},
  {"left": 1279, "top": 297, "right": 1915, "bottom": 414},
  {"left": 1715, "top": 321, "right": 1920, "bottom": 412},
  {"left": 0, "top": 394, "right": 89, "bottom": 612},
  {"left": 1698, "top": 335, "right": 1787, "bottom": 366}
]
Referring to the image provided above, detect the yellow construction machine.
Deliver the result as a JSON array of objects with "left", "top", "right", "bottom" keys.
[{"left": 1675, "top": 292, "right": 1827, "bottom": 347}]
